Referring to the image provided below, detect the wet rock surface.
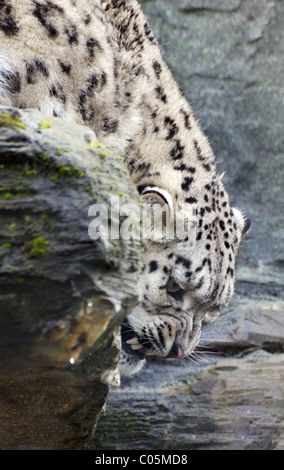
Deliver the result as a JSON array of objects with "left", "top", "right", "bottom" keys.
[
  {"left": 90, "top": 0, "right": 284, "bottom": 450},
  {"left": 0, "top": 107, "right": 142, "bottom": 449}
]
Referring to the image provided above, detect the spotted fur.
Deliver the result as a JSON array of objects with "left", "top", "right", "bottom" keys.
[{"left": 0, "top": 0, "right": 250, "bottom": 375}]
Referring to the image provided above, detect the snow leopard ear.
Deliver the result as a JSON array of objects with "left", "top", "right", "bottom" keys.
[
  {"left": 232, "top": 207, "right": 251, "bottom": 238},
  {"left": 141, "top": 187, "right": 174, "bottom": 243},
  {"left": 141, "top": 186, "right": 173, "bottom": 212}
]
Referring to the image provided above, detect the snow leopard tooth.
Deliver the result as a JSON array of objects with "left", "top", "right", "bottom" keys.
[
  {"left": 126, "top": 337, "right": 140, "bottom": 345},
  {"left": 130, "top": 343, "right": 144, "bottom": 350}
]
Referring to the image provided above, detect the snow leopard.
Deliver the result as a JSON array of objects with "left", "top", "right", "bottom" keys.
[{"left": 0, "top": 0, "right": 250, "bottom": 375}]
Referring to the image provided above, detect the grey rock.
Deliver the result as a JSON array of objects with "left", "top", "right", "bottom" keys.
[
  {"left": 204, "top": 297, "right": 284, "bottom": 352},
  {"left": 179, "top": 0, "right": 243, "bottom": 13},
  {"left": 92, "top": 350, "right": 284, "bottom": 450},
  {"left": 0, "top": 107, "right": 142, "bottom": 449}
]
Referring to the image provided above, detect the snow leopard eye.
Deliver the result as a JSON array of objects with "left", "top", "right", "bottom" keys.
[{"left": 166, "top": 279, "right": 182, "bottom": 293}]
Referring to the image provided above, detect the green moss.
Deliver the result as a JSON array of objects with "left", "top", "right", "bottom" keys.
[
  {"left": 40, "top": 214, "right": 56, "bottom": 230},
  {"left": 2, "top": 243, "right": 12, "bottom": 248},
  {"left": 13, "top": 276, "right": 26, "bottom": 284},
  {"left": 55, "top": 147, "right": 71, "bottom": 155},
  {"left": 0, "top": 192, "right": 12, "bottom": 200},
  {"left": 56, "top": 163, "right": 84, "bottom": 178},
  {"left": 39, "top": 119, "right": 52, "bottom": 130},
  {"left": 0, "top": 112, "right": 26, "bottom": 130},
  {"left": 26, "top": 169, "right": 37, "bottom": 177},
  {"left": 89, "top": 140, "right": 105, "bottom": 149},
  {"left": 36, "top": 151, "right": 85, "bottom": 179},
  {"left": 104, "top": 184, "right": 115, "bottom": 191},
  {"left": 57, "top": 164, "right": 71, "bottom": 175},
  {"left": 27, "top": 236, "right": 49, "bottom": 257}
]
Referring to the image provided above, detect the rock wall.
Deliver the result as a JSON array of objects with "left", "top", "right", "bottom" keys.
[
  {"left": 0, "top": 107, "right": 142, "bottom": 449},
  {"left": 90, "top": 0, "right": 284, "bottom": 450}
]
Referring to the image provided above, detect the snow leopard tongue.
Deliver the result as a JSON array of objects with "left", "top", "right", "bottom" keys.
[{"left": 136, "top": 346, "right": 155, "bottom": 356}]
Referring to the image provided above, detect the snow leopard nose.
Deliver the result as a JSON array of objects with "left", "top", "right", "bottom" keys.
[{"left": 167, "top": 342, "right": 185, "bottom": 359}]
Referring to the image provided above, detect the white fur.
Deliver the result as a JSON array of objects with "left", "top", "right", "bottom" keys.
[{"left": 0, "top": 52, "right": 13, "bottom": 105}]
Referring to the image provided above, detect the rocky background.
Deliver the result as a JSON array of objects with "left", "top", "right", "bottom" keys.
[
  {"left": 0, "top": 0, "right": 283, "bottom": 451},
  {"left": 91, "top": 0, "right": 284, "bottom": 450}
]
